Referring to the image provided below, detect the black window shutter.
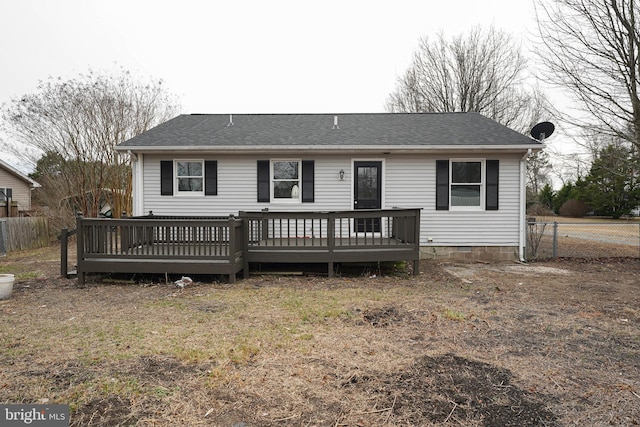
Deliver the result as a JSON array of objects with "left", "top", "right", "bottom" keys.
[
  {"left": 160, "top": 161, "right": 173, "bottom": 196},
  {"left": 257, "top": 160, "right": 270, "bottom": 202},
  {"left": 204, "top": 161, "right": 218, "bottom": 196},
  {"left": 6, "top": 188, "right": 12, "bottom": 199},
  {"left": 436, "top": 160, "right": 449, "bottom": 210},
  {"left": 302, "top": 160, "right": 314, "bottom": 203},
  {"left": 486, "top": 160, "right": 499, "bottom": 210}
]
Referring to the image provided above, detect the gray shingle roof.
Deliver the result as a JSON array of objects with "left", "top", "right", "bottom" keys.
[{"left": 117, "top": 113, "right": 541, "bottom": 149}]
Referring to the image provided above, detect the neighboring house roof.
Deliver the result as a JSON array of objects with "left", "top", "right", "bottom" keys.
[
  {"left": 0, "top": 158, "right": 41, "bottom": 188},
  {"left": 116, "top": 113, "right": 543, "bottom": 152}
]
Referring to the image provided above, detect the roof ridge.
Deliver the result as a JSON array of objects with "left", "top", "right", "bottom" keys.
[{"left": 187, "top": 112, "right": 476, "bottom": 116}]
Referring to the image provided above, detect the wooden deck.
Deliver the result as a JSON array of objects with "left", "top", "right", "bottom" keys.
[
  {"left": 72, "top": 215, "right": 244, "bottom": 285},
  {"left": 64, "top": 209, "right": 420, "bottom": 284},
  {"left": 240, "top": 209, "right": 420, "bottom": 278}
]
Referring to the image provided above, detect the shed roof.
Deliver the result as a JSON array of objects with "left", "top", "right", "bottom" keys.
[{"left": 117, "top": 113, "right": 542, "bottom": 151}]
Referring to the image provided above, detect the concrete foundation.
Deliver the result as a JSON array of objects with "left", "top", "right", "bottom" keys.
[{"left": 420, "top": 246, "right": 519, "bottom": 262}]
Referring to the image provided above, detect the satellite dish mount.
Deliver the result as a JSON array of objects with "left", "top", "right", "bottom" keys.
[{"left": 530, "top": 122, "right": 555, "bottom": 141}]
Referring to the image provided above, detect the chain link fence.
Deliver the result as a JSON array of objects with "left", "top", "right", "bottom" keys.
[{"left": 526, "top": 218, "right": 640, "bottom": 260}]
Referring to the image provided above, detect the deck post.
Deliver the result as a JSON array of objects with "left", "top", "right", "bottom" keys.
[
  {"left": 327, "top": 212, "right": 335, "bottom": 277},
  {"left": 76, "top": 212, "right": 85, "bottom": 286},
  {"left": 121, "top": 212, "right": 130, "bottom": 251},
  {"left": 240, "top": 212, "right": 250, "bottom": 279},
  {"left": 261, "top": 208, "right": 269, "bottom": 241},
  {"left": 228, "top": 215, "right": 237, "bottom": 283},
  {"left": 145, "top": 220, "right": 154, "bottom": 247},
  {"left": 413, "top": 209, "right": 421, "bottom": 275}
]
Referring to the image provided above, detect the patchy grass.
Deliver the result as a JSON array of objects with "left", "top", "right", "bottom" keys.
[
  {"left": 1, "top": 246, "right": 639, "bottom": 426},
  {"left": 442, "top": 307, "right": 466, "bottom": 321}
]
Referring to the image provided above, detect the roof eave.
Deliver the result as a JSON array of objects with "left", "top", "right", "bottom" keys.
[
  {"left": 116, "top": 144, "right": 543, "bottom": 154},
  {"left": 0, "top": 159, "right": 41, "bottom": 188}
]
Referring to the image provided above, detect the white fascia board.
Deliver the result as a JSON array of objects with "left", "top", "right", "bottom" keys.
[{"left": 0, "top": 158, "right": 41, "bottom": 188}]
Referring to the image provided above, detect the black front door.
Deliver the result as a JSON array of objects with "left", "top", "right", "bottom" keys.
[{"left": 354, "top": 161, "right": 382, "bottom": 232}]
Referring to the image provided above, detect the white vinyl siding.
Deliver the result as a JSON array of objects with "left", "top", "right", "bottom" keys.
[
  {"left": 142, "top": 154, "right": 352, "bottom": 216},
  {"left": 139, "top": 153, "right": 523, "bottom": 247},
  {"left": 426, "top": 156, "right": 520, "bottom": 246}
]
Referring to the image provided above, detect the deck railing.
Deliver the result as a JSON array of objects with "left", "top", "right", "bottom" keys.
[
  {"left": 239, "top": 208, "right": 421, "bottom": 276},
  {"left": 67, "top": 208, "right": 421, "bottom": 283},
  {"left": 74, "top": 214, "right": 244, "bottom": 285}
]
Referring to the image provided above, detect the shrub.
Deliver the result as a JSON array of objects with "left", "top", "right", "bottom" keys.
[
  {"left": 527, "top": 203, "right": 555, "bottom": 216},
  {"left": 559, "top": 199, "right": 589, "bottom": 217}
]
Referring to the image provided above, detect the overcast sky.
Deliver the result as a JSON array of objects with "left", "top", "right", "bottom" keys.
[{"left": 1, "top": 0, "right": 548, "bottom": 168}]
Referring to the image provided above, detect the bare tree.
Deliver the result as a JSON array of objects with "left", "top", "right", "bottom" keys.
[
  {"left": 527, "top": 149, "right": 553, "bottom": 196},
  {"left": 535, "top": 0, "right": 640, "bottom": 151},
  {"left": 387, "top": 26, "right": 549, "bottom": 134},
  {"left": 1, "top": 69, "right": 179, "bottom": 225}
]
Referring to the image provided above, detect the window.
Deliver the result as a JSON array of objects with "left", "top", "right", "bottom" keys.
[
  {"left": 160, "top": 160, "right": 217, "bottom": 196},
  {"left": 436, "top": 159, "right": 499, "bottom": 211},
  {"left": 272, "top": 160, "right": 300, "bottom": 201},
  {"left": 257, "top": 160, "right": 314, "bottom": 203},
  {"left": 0, "top": 188, "right": 10, "bottom": 205},
  {"left": 451, "top": 161, "right": 483, "bottom": 208},
  {"left": 176, "top": 161, "right": 203, "bottom": 193}
]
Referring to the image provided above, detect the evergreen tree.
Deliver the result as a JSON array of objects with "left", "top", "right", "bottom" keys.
[
  {"left": 579, "top": 144, "right": 640, "bottom": 218},
  {"left": 553, "top": 182, "right": 574, "bottom": 214},
  {"left": 538, "top": 184, "right": 556, "bottom": 211}
]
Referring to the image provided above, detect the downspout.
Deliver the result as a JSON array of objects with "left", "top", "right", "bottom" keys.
[
  {"left": 519, "top": 149, "right": 531, "bottom": 262},
  {"left": 129, "top": 151, "right": 144, "bottom": 216}
]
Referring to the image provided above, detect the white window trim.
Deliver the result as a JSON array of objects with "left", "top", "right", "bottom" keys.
[
  {"left": 270, "top": 159, "right": 302, "bottom": 204},
  {"left": 449, "top": 158, "right": 485, "bottom": 211},
  {"left": 175, "top": 159, "right": 204, "bottom": 196}
]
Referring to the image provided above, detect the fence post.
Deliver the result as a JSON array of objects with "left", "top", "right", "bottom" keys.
[
  {"left": 553, "top": 221, "right": 558, "bottom": 258},
  {"left": 0, "top": 219, "right": 6, "bottom": 256},
  {"left": 60, "top": 228, "right": 68, "bottom": 278}
]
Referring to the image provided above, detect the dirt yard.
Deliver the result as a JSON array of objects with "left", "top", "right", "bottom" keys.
[{"left": 1, "top": 246, "right": 639, "bottom": 426}]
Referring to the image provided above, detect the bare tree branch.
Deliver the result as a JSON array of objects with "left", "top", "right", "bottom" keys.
[
  {"left": 1, "top": 68, "right": 180, "bottom": 223},
  {"left": 386, "top": 26, "right": 549, "bottom": 134},
  {"left": 535, "top": 0, "right": 640, "bottom": 151}
]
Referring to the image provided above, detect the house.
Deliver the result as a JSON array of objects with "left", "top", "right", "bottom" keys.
[
  {"left": 115, "top": 113, "right": 543, "bottom": 262},
  {"left": 0, "top": 158, "right": 41, "bottom": 217}
]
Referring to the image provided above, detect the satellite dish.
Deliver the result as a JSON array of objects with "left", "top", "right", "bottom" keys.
[{"left": 530, "top": 122, "right": 555, "bottom": 141}]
